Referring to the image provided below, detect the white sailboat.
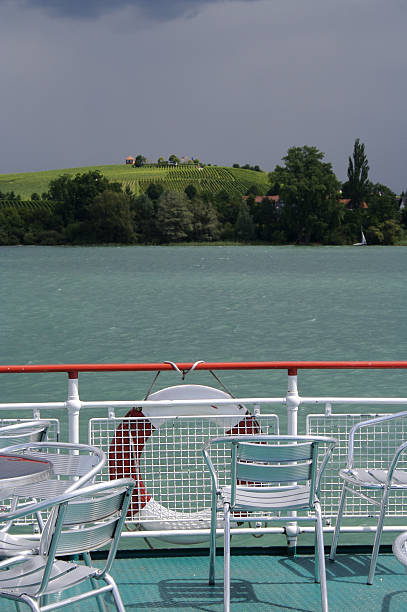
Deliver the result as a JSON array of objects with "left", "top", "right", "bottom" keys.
[{"left": 353, "top": 230, "right": 367, "bottom": 246}]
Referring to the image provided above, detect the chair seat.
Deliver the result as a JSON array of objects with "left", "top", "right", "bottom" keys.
[
  {"left": 0, "top": 532, "right": 38, "bottom": 557},
  {"left": 0, "top": 556, "right": 96, "bottom": 596},
  {"left": 340, "top": 468, "right": 407, "bottom": 488},
  {"left": 219, "top": 484, "right": 312, "bottom": 511}
]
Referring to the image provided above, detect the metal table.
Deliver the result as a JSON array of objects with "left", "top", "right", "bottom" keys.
[
  {"left": 0, "top": 453, "right": 53, "bottom": 491},
  {"left": 393, "top": 531, "right": 407, "bottom": 568}
]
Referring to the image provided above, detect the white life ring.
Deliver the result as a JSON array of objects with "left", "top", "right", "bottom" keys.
[{"left": 109, "top": 384, "right": 260, "bottom": 544}]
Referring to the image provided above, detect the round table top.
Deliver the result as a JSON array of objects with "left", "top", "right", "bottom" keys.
[
  {"left": 0, "top": 453, "right": 53, "bottom": 489},
  {"left": 393, "top": 531, "right": 407, "bottom": 567}
]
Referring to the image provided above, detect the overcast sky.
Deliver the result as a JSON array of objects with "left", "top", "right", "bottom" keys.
[{"left": 1, "top": 0, "right": 406, "bottom": 192}]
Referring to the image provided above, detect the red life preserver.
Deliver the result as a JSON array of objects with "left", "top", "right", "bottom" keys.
[{"left": 108, "top": 384, "right": 260, "bottom": 543}]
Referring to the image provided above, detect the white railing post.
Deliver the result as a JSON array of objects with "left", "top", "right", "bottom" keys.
[
  {"left": 66, "top": 372, "right": 81, "bottom": 444},
  {"left": 286, "top": 367, "right": 300, "bottom": 436},
  {"left": 286, "top": 367, "right": 301, "bottom": 553}
]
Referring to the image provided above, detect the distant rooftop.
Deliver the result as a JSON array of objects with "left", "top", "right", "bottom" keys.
[{"left": 242, "top": 195, "right": 280, "bottom": 203}]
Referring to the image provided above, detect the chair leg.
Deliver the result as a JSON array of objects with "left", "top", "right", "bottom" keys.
[
  {"left": 315, "top": 502, "right": 329, "bottom": 612},
  {"left": 329, "top": 484, "right": 347, "bottom": 561},
  {"left": 314, "top": 518, "right": 319, "bottom": 583},
  {"left": 209, "top": 493, "right": 217, "bottom": 586},
  {"left": 224, "top": 502, "right": 231, "bottom": 612},
  {"left": 104, "top": 573, "right": 126, "bottom": 612},
  {"left": 20, "top": 594, "right": 40, "bottom": 611},
  {"left": 367, "top": 491, "right": 389, "bottom": 585},
  {"left": 83, "top": 552, "right": 107, "bottom": 612}
]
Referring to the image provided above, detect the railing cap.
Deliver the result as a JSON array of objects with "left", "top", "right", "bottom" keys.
[{"left": 1, "top": 361, "right": 407, "bottom": 375}]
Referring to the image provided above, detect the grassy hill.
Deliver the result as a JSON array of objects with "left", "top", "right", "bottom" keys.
[{"left": 0, "top": 164, "right": 270, "bottom": 200}]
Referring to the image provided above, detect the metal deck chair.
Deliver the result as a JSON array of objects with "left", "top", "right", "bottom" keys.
[
  {"left": 0, "top": 420, "right": 50, "bottom": 448},
  {"left": 329, "top": 410, "right": 407, "bottom": 584},
  {"left": 0, "top": 441, "right": 105, "bottom": 557},
  {"left": 203, "top": 435, "right": 336, "bottom": 612},
  {"left": 0, "top": 478, "right": 135, "bottom": 612}
]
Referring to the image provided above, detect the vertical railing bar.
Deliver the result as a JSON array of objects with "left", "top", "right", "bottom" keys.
[
  {"left": 66, "top": 371, "right": 81, "bottom": 445},
  {"left": 285, "top": 367, "right": 301, "bottom": 553},
  {"left": 287, "top": 368, "right": 299, "bottom": 436}
]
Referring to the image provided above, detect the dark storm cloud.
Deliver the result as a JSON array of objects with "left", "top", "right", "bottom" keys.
[
  {"left": 12, "top": 0, "right": 255, "bottom": 20},
  {"left": 1, "top": 0, "right": 406, "bottom": 191}
]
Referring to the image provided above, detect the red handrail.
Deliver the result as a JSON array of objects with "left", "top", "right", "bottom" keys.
[{"left": 1, "top": 361, "right": 407, "bottom": 377}]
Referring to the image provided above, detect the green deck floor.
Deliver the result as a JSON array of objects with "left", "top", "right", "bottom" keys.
[
  {"left": 109, "top": 550, "right": 407, "bottom": 611},
  {"left": 3, "top": 548, "right": 406, "bottom": 611}
]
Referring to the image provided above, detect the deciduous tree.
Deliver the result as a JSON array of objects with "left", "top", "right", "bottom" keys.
[
  {"left": 134, "top": 155, "right": 146, "bottom": 167},
  {"left": 269, "top": 146, "right": 341, "bottom": 243},
  {"left": 249, "top": 196, "right": 282, "bottom": 242},
  {"left": 367, "top": 183, "right": 399, "bottom": 224},
  {"left": 146, "top": 182, "right": 164, "bottom": 201},
  {"left": 47, "top": 170, "right": 120, "bottom": 225},
  {"left": 86, "top": 191, "right": 135, "bottom": 243}
]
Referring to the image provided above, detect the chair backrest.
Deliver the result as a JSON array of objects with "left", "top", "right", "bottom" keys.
[
  {"left": 0, "top": 421, "right": 50, "bottom": 448},
  {"left": 347, "top": 410, "right": 407, "bottom": 472},
  {"left": 232, "top": 438, "right": 318, "bottom": 507},
  {"left": 203, "top": 435, "right": 336, "bottom": 510},
  {"left": 1, "top": 442, "right": 106, "bottom": 498},
  {"left": 38, "top": 479, "right": 134, "bottom": 593}
]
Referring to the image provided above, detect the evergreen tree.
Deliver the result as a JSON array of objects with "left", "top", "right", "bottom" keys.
[
  {"left": 156, "top": 191, "right": 193, "bottom": 243},
  {"left": 188, "top": 197, "right": 220, "bottom": 241},
  {"left": 133, "top": 193, "right": 158, "bottom": 243},
  {"left": 185, "top": 184, "right": 197, "bottom": 200},
  {"left": 234, "top": 201, "right": 255, "bottom": 241},
  {"left": 342, "top": 138, "right": 370, "bottom": 208}
]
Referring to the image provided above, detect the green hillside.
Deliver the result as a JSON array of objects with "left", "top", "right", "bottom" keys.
[{"left": 0, "top": 164, "right": 270, "bottom": 199}]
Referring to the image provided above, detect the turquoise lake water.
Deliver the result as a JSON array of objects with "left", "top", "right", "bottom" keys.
[
  {"left": 1, "top": 245, "right": 407, "bottom": 408},
  {"left": 1, "top": 245, "right": 407, "bottom": 550}
]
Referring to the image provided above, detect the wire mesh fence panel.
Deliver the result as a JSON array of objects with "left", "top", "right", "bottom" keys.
[
  {"left": 307, "top": 412, "right": 407, "bottom": 518},
  {"left": 90, "top": 413, "right": 278, "bottom": 527}
]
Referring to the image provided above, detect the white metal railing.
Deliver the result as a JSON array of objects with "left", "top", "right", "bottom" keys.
[{"left": 1, "top": 361, "right": 407, "bottom": 542}]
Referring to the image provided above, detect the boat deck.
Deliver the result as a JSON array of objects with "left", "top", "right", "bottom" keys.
[
  {"left": 2, "top": 547, "right": 405, "bottom": 611},
  {"left": 99, "top": 549, "right": 407, "bottom": 611}
]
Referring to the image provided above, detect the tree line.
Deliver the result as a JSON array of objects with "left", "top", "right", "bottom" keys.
[{"left": 0, "top": 141, "right": 405, "bottom": 246}]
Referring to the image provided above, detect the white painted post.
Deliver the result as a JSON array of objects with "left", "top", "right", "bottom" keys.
[
  {"left": 66, "top": 372, "right": 81, "bottom": 444},
  {"left": 286, "top": 368, "right": 299, "bottom": 436},
  {"left": 285, "top": 367, "right": 301, "bottom": 554}
]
